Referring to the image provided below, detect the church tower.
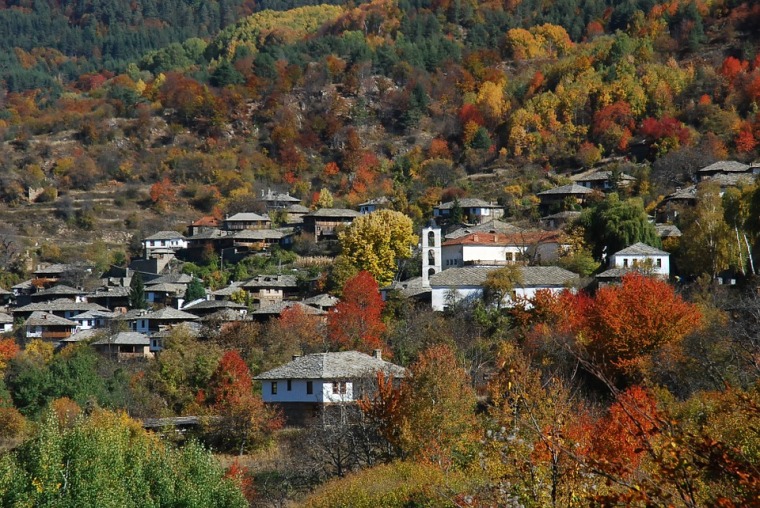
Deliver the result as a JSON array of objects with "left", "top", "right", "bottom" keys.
[{"left": 421, "top": 220, "right": 442, "bottom": 288}]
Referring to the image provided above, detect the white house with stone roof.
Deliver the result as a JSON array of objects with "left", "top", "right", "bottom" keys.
[
  {"left": 255, "top": 350, "right": 406, "bottom": 425},
  {"left": 608, "top": 242, "right": 670, "bottom": 278},
  {"left": 429, "top": 265, "right": 579, "bottom": 311},
  {"left": 143, "top": 231, "right": 187, "bottom": 258}
]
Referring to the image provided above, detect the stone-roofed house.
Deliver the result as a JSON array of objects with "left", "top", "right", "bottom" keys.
[
  {"left": 284, "top": 204, "right": 310, "bottom": 224},
  {"left": 258, "top": 188, "right": 301, "bottom": 210},
  {"left": 243, "top": 274, "right": 299, "bottom": 306},
  {"left": 13, "top": 299, "right": 110, "bottom": 321},
  {"left": 0, "top": 287, "right": 12, "bottom": 306},
  {"left": 143, "top": 231, "right": 187, "bottom": 258},
  {"left": 32, "top": 263, "right": 92, "bottom": 289},
  {"left": 302, "top": 293, "right": 340, "bottom": 311},
  {"left": 31, "top": 284, "right": 86, "bottom": 303},
  {"left": 433, "top": 198, "right": 504, "bottom": 225},
  {"left": 144, "top": 283, "right": 186, "bottom": 307},
  {"left": 249, "top": 301, "right": 325, "bottom": 321},
  {"left": 233, "top": 228, "right": 295, "bottom": 252},
  {"left": 25, "top": 311, "right": 77, "bottom": 343},
  {"left": 570, "top": 169, "right": 636, "bottom": 191},
  {"left": 697, "top": 160, "right": 755, "bottom": 181},
  {"left": 541, "top": 210, "right": 582, "bottom": 230},
  {"left": 223, "top": 212, "right": 271, "bottom": 231},
  {"left": 182, "top": 299, "right": 248, "bottom": 318},
  {"left": 656, "top": 224, "right": 682, "bottom": 239},
  {"left": 358, "top": 197, "right": 390, "bottom": 214},
  {"left": 537, "top": 184, "right": 594, "bottom": 212},
  {"left": 656, "top": 185, "right": 698, "bottom": 223},
  {"left": 121, "top": 307, "right": 200, "bottom": 336},
  {"left": 444, "top": 219, "right": 523, "bottom": 240},
  {"left": 429, "top": 265, "right": 579, "bottom": 311},
  {"left": 87, "top": 285, "right": 130, "bottom": 310},
  {"left": 210, "top": 281, "right": 245, "bottom": 301},
  {"left": 380, "top": 277, "right": 431, "bottom": 303},
  {"left": 0, "top": 312, "right": 13, "bottom": 333},
  {"left": 599, "top": 242, "right": 670, "bottom": 282},
  {"left": 255, "top": 350, "right": 406, "bottom": 425},
  {"left": 91, "top": 332, "right": 153, "bottom": 360},
  {"left": 302, "top": 208, "right": 361, "bottom": 241},
  {"left": 71, "top": 309, "right": 116, "bottom": 331}
]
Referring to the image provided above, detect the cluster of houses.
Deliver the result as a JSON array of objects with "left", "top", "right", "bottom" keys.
[{"left": 2, "top": 161, "right": 755, "bottom": 423}]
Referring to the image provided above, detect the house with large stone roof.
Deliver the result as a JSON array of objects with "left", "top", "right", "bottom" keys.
[
  {"left": 537, "top": 184, "right": 594, "bottom": 212},
  {"left": 92, "top": 332, "right": 153, "bottom": 360},
  {"left": 143, "top": 231, "right": 187, "bottom": 259},
  {"left": 302, "top": 208, "right": 361, "bottom": 241},
  {"left": 433, "top": 198, "right": 504, "bottom": 225},
  {"left": 428, "top": 265, "right": 579, "bottom": 311},
  {"left": 222, "top": 212, "right": 272, "bottom": 231},
  {"left": 596, "top": 243, "right": 670, "bottom": 285},
  {"left": 570, "top": 169, "right": 636, "bottom": 191},
  {"left": 255, "top": 350, "right": 406, "bottom": 425},
  {"left": 24, "top": 311, "right": 77, "bottom": 343}
]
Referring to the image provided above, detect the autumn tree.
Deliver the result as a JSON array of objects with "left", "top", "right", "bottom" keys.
[
  {"left": 679, "top": 181, "right": 739, "bottom": 277},
  {"left": 204, "top": 350, "right": 282, "bottom": 453},
  {"left": 391, "top": 344, "right": 478, "bottom": 468},
  {"left": 335, "top": 209, "right": 417, "bottom": 287},
  {"left": 483, "top": 265, "right": 523, "bottom": 309},
  {"left": 579, "top": 273, "right": 702, "bottom": 384},
  {"left": 327, "top": 271, "right": 387, "bottom": 354}
]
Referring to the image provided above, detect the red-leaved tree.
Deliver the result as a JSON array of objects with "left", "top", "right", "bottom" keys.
[
  {"left": 327, "top": 271, "right": 387, "bottom": 354},
  {"left": 205, "top": 350, "right": 282, "bottom": 453}
]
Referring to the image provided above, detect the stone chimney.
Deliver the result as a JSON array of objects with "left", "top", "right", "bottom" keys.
[
  {"left": 292, "top": 354, "right": 301, "bottom": 361},
  {"left": 373, "top": 349, "right": 382, "bottom": 360}
]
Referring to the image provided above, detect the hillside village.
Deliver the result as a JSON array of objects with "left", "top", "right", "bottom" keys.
[{"left": 1, "top": 0, "right": 760, "bottom": 505}]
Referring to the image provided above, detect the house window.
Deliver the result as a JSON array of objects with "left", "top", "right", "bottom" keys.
[
  {"left": 306, "top": 381, "right": 313, "bottom": 394},
  {"left": 656, "top": 258, "right": 662, "bottom": 268},
  {"left": 623, "top": 259, "right": 628, "bottom": 268},
  {"left": 332, "top": 381, "right": 347, "bottom": 395},
  {"left": 271, "top": 382, "right": 278, "bottom": 395},
  {"left": 287, "top": 379, "right": 292, "bottom": 391}
]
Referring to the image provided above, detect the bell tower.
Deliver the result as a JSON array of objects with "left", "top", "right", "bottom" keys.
[{"left": 421, "top": 220, "right": 442, "bottom": 287}]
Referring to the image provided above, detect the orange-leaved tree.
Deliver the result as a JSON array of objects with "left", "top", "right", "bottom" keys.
[
  {"left": 327, "top": 271, "right": 387, "bottom": 354},
  {"left": 205, "top": 350, "right": 282, "bottom": 453},
  {"left": 581, "top": 273, "right": 702, "bottom": 383}
]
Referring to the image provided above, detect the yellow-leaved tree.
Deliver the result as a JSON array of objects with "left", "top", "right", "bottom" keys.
[{"left": 335, "top": 209, "right": 417, "bottom": 288}]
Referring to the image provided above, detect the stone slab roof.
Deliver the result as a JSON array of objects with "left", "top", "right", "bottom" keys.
[
  {"left": 305, "top": 208, "right": 361, "bottom": 218},
  {"left": 655, "top": 224, "right": 682, "bottom": 238},
  {"left": 0, "top": 312, "right": 12, "bottom": 323},
  {"left": 243, "top": 274, "right": 298, "bottom": 289},
  {"left": 210, "top": 282, "right": 245, "bottom": 297},
  {"left": 61, "top": 329, "right": 100, "bottom": 343},
  {"left": 34, "top": 284, "right": 85, "bottom": 297},
  {"left": 25, "top": 311, "right": 77, "bottom": 327},
  {"left": 15, "top": 300, "right": 109, "bottom": 314},
  {"left": 542, "top": 211, "right": 582, "bottom": 220},
  {"left": 613, "top": 242, "right": 669, "bottom": 257},
  {"left": 92, "top": 331, "right": 150, "bottom": 346},
  {"left": 183, "top": 299, "right": 246, "bottom": 312},
  {"left": 537, "top": 184, "right": 594, "bottom": 196},
  {"left": 436, "top": 198, "right": 500, "bottom": 210},
  {"left": 225, "top": 212, "right": 270, "bottom": 222},
  {"left": 144, "top": 283, "right": 186, "bottom": 295},
  {"left": 144, "top": 307, "right": 200, "bottom": 321},
  {"left": 382, "top": 277, "right": 431, "bottom": 299},
  {"left": 429, "top": 265, "right": 578, "bottom": 288},
  {"left": 445, "top": 219, "right": 523, "bottom": 239},
  {"left": 255, "top": 351, "right": 406, "bottom": 380},
  {"left": 698, "top": 160, "right": 750, "bottom": 174},
  {"left": 596, "top": 267, "right": 641, "bottom": 279},
  {"left": 303, "top": 293, "right": 339, "bottom": 308},
  {"left": 234, "top": 229, "right": 292, "bottom": 240},
  {"left": 570, "top": 170, "right": 636, "bottom": 182},
  {"left": 147, "top": 274, "right": 194, "bottom": 285},
  {"left": 250, "top": 301, "right": 325, "bottom": 316},
  {"left": 144, "top": 230, "right": 186, "bottom": 241},
  {"left": 287, "top": 204, "right": 311, "bottom": 213}
]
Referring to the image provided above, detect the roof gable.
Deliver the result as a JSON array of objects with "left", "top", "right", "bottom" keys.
[{"left": 255, "top": 351, "right": 406, "bottom": 380}]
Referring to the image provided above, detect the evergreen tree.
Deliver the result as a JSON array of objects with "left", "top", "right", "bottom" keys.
[
  {"left": 185, "top": 277, "right": 207, "bottom": 302},
  {"left": 129, "top": 272, "right": 147, "bottom": 309}
]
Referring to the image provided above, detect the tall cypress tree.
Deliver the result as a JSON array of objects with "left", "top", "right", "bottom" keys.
[{"left": 129, "top": 272, "right": 147, "bottom": 309}]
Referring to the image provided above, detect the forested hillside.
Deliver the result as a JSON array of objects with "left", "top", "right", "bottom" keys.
[{"left": 1, "top": 0, "right": 760, "bottom": 505}]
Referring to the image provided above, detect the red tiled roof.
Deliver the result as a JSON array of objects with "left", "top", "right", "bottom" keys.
[
  {"left": 442, "top": 231, "right": 563, "bottom": 246},
  {"left": 191, "top": 216, "right": 220, "bottom": 227}
]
